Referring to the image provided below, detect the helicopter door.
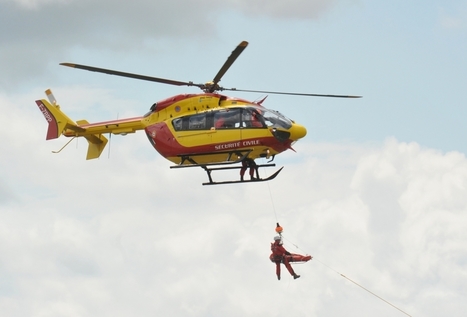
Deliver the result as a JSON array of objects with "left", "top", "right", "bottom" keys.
[{"left": 212, "top": 108, "right": 242, "bottom": 146}]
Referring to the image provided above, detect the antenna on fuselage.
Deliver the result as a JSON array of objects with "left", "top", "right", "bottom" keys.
[{"left": 107, "top": 113, "right": 119, "bottom": 159}]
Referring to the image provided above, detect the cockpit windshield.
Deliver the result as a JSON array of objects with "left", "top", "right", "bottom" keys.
[{"left": 252, "top": 107, "right": 292, "bottom": 130}]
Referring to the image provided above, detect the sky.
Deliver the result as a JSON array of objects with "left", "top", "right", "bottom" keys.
[{"left": 1, "top": 0, "right": 467, "bottom": 316}]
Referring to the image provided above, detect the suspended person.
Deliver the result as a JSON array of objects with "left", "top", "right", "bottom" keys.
[{"left": 270, "top": 236, "right": 300, "bottom": 280}]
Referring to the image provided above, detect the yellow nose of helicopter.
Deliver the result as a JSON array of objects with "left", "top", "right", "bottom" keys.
[{"left": 289, "top": 123, "right": 307, "bottom": 141}]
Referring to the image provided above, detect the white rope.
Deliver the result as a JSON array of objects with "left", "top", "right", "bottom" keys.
[{"left": 281, "top": 235, "right": 412, "bottom": 317}]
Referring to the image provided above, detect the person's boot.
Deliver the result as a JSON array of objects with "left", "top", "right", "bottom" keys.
[
  {"left": 277, "top": 275, "right": 281, "bottom": 280},
  {"left": 293, "top": 274, "right": 300, "bottom": 279}
]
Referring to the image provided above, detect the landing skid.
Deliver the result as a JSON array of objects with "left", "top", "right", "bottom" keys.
[
  {"left": 202, "top": 166, "right": 283, "bottom": 185},
  {"left": 169, "top": 149, "right": 282, "bottom": 185}
]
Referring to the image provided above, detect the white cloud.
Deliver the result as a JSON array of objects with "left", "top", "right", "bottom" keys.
[
  {"left": 439, "top": 9, "right": 466, "bottom": 30},
  {"left": 0, "top": 0, "right": 349, "bottom": 90},
  {"left": 226, "top": 0, "right": 337, "bottom": 19},
  {"left": 1, "top": 89, "right": 466, "bottom": 316},
  {"left": 437, "top": 4, "right": 467, "bottom": 32},
  {"left": 3, "top": 0, "right": 71, "bottom": 10}
]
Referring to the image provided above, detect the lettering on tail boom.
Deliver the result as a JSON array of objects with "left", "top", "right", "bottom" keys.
[{"left": 35, "top": 100, "right": 60, "bottom": 140}]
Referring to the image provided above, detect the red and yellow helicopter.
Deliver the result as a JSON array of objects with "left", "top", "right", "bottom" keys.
[{"left": 35, "top": 41, "right": 360, "bottom": 185}]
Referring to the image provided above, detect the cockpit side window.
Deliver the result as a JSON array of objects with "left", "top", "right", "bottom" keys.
[{"left": 242, "top": 108, "right": 265, "bottom": 128}]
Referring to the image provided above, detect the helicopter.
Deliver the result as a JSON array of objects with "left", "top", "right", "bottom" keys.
[{"left": 35, "top": 41, "right": 360, "bottom": 185}]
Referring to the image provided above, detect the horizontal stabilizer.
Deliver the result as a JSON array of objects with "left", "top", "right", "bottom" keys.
[{"left": 84, "top": 134, "right": 108, "bottom": 160}]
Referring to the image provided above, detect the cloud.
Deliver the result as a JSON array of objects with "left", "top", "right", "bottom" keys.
[
  {"left": 1, "top": 87, "right": 466, "bottom": 316},
  {"left": 226, "top": 0, "right": 337, "bottom": 19},
  {"left": 0, "top": 0, "right": 217, "bottom": 89},
  {"left": 349, "top": 139, "right": 467, "bottom": 314},
  {"left": 0, "top": 0, "right": 345, "bottom": 90},
  {"left": 438, "top": 5, "right": 467, "bottom": 31}
]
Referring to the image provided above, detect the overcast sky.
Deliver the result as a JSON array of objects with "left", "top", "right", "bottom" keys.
[{"left": 1, "top": 1, "right": 467, "bottom": 316}]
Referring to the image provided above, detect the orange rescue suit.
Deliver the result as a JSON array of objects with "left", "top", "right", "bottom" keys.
[{"left": 270, "top": 240, "right": 297, "bottom": 279}]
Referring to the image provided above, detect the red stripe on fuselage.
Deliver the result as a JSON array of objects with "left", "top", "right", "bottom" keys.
[
  {"left": 78, "top": 117, "right": 143, "bottom": 128},
  {"left": 145, "top": 122, "right": 292, "bottom": 159}
]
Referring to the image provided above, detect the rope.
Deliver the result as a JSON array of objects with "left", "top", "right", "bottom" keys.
[
  {"left": 264, "top": 175, "right": 411, "bottom": 316},
  {"left": 281, "top": 235, "right": 302, "bottom": 251},
  {"left": 316, "top": 256, "right": 411, "bottom": 316},
  {"left": 280, "top": 234, "right": 412, "bottom": 317},
  {"left": 339, "top": 273, "right": 412, "bottom": 317}
]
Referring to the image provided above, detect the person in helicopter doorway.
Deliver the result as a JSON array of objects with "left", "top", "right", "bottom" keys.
[
  {"left": 271, "top": 236, "right": 300, "bottom": 280},
  {"left": 240, "top": 158, "right": 258, "bottom": 181}
]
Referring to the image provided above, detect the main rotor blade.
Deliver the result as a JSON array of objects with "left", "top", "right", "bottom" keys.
[
  {"left": 60, "top": 63, "right": 201, "bottom": 88},
  {"left": 222, "top": 87, "right": 362, "bottom": 98},
  {"left": 210, "top": 41, "right": 249, "bottom": 92}
]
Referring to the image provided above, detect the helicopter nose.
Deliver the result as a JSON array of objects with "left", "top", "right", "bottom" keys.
[{"left": 289, "top": 123, "right": 307, "bottom": 141}]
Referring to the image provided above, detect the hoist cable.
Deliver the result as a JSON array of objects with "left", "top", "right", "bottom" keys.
[{"left": 263, "top": 165, "right": 279, "bottom": 222}]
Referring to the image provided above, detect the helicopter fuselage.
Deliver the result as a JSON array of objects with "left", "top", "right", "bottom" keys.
[{"left": 141, "top": 93, "right": 307, "bottom": 164}]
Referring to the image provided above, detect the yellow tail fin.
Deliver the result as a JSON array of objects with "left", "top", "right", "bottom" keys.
[
  {"left": 35, "top": 90, "right": 109, "bottom": 160},
  {"left": 35, "top": 98, "right": 79, "bottom": 140}
]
